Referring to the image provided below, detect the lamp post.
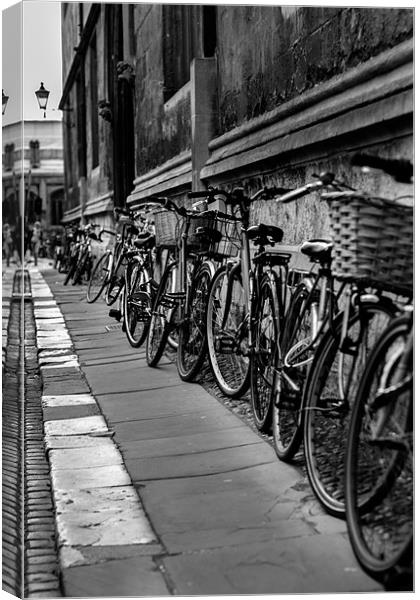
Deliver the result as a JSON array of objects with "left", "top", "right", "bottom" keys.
[
  {"left": 2, "top": 89, "right": 9, "bottom": 115},
  {"left": 35, "top": 82, "right": 50, "bottom": 118}
]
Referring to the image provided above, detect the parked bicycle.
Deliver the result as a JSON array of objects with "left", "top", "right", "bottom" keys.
[
  {"left": 86, "top": 228, "right": 117, "bottom": 303},
  {"left": 137, "top": 196, "right": 221, "bottom": 380},
  {"left": 344, "top": 154, "right": 413, "bottom": 584},
  {"left": 63, "top": 223, "right": 99, "bottom": 286},
  {"left": 298, "top": 156, "right": 413, "bottom": 518}
]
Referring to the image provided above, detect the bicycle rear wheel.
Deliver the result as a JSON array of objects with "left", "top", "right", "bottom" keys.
[
  {"left": 250, "top": 272, "right": 280, "bottom": 432},
  {"left": 206, "top": 265, "right": 250, "bottom": 397},
  {"left": 123, "top": 261, "right": 151, "bottom": 348},
  {"left": 87, "top": 253, "right": 109, "bottom": 303},
  {"left": 272, "top": 282, "right": 315, "bottom": 461},
  {"left": 177, "top": 263, "right": 212, "bottom": 382},
  {"left": 345, "top": 316, "right": 412, "bottom": 583},
  {"left": 146, "top": 261, "right": 178, "bottom": 367},
  {"left": 303, "top": 299, "right": 395, "bottom": 518}
]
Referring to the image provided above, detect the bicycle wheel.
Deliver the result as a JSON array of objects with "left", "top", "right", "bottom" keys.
[
  {"left": 303, "top": 299, "right": 395, "bottom": 518},
  {"left": 272, "top": 282, "right": 315, "bottom": 461},
  {"left": 106, "top": 244, "right": 125, "bottom": 306},
  {"left": 63, "top": 255, "right": 77, "bottom": 286},
  {"left": 123, "top": 261, "right": 151, "bottom": 348},
  {"left": 146, "top": 261, "right": 178, "bottom": 367},
  {"left": 206, "top": 265, "right": 250, "bottom": 397},
  {"left": 87, "top": 253, "right": 109, "bottom": 303},
  {"left": 177, "top": 263, "right": 212, "bottom": 382},
  {"left": 71, "top": 250, "right": 88, "bottom": 285},
  {"left": 250, "top": 272, "right": 280, "bottom": 432},
  {"left": 345, "top": 316, "right": 413, "bottom": 582}
]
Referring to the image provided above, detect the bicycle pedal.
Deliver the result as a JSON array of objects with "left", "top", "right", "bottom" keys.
[{"left": 109, "top": 309, "right": 122, "bottom": 321}]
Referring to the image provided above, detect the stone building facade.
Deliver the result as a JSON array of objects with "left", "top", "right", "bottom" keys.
[
  {"left": 2, "top": 120, "right": 64, "bottom": 230},
  {"left": 60, "top": 4, "right": 413, "bottom": 241}
]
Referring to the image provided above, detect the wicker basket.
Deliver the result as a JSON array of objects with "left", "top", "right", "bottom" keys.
[
  {"left": 187, "top": 211, "right": 241, "bottom": 258},
  {"left": 209, "top": 213, "right": 241, "bottom": 258},
  {"left": 323, "top": 191, "right": 413, "bottom": 293},
  {"left": 153, "top": 210, "right": 181, "bottom": 248}
]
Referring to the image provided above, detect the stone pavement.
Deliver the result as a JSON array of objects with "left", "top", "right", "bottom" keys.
[{"left": 16, "top": 259, "right": 384, "bottom": 596}]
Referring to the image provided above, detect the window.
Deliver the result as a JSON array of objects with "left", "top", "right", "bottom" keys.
[
  {"left": 29, "top": 140, "right": 40, "bottom": 168},
  {"left": 89, "top": 33, "right": 99, "bottom": 169},
  {"left": 163, "top": 5, "right": 217, "bottom": 102},
  {"left": 4, "top": 144, "right": 14, "bottom": 171}
]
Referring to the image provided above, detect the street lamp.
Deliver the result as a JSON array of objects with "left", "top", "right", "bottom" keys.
[
  {"left": 2, "top": 89, "right": 9, "bottom": 115},
  {"left": 35, "top": 82, "right": 50, "bottom": 118}
]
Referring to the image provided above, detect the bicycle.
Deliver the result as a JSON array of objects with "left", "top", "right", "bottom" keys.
[
  {"left": 86, "top": 228, "right": 116, "bottom": 303},
  {"left": 63, "top": 224, "right": 99, "bottom": 286},
  {"left": 122, "top": 222, "right": 159, "bottom": 348},
  {"left": 300, "top": 156, "right": 413, "bottom": 518},
  {"left": 141, "top": 196, "right": 221, "bottom": 379},
  {"left": 204, "top": 185, "right": 298, "bottom": 430},
  {"left": 345, "top": 306, "right": 413, "bottom": 585},
  {"left": 344, "top": 154, "right": 413, "bottom": 584}
]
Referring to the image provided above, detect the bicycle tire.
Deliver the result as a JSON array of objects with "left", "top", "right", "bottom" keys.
[
  {"left": 63, "top": 256, "right": 77, "bottom": 286},
  {"left": 206, "top": 265, "right": 250, "bottom": 397},
  {"left": 345, "top": 316, "right": 413, "bottom": 582},
  {"left": 71, "top": 250, "right": 88, "bottom": 285},
  {"left": 87, "top": 253, "right": 109, "bottom": 303},
  {"left": 303, "top": 299, "right": 395, "bottom": 518},
  {"left": 146, "top": 261, "right": 178, "bottom": 367},
  {"left": 123, "top": 261, "right": 151, "bottom": 348},
  {"left": 105, "top": 243, "right": 125, "bottom": 306},
  {"left": 250, "top": 272, "right": 281, "bottom": 432},
  {"left": 177, "top": 263, "right": 212, "bottom": 382},
  {"left": 272, "top": 282, "right": 315, "bottom": 461}
]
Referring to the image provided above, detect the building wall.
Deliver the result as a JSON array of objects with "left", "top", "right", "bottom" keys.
[
  {"left": 60, "top": 4, "right": 413, "bottom": 247},
  {"left": 2, "top": 120, "right": 65, "bottom": 230},
  {"left": 134, "top": 4, "right": 192, "bottom": 176},
  {"left": 217, "top": 7, "right": 412, "bottom": 134}
]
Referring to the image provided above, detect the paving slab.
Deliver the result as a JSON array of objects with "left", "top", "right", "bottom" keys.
[
  {"left": 125, "top": 441, "right": 278, "bottom": 481},
  {"left": 162, "top": 535, "right": 381, "bottom": 595},
  {"left": 120, "top": 426, "right": 263, "bottom": 460},
  {"left": 96, "top": 384, "right": 229, "bottom": 422},
  {"left": 61, "top": 556, "right": 169, "bottom": 597}
]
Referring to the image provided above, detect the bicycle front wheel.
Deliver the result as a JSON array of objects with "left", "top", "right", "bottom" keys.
[
  {"left": 106, "top": 244, "right": 125, "bottom": 306},
  {"left": 72, "top": 250, "right": 89, "bottom": 285},
  {"left": 87, "top": 253, "right": 109, "bottom": 303},
  {"left": 206, "top": 266, "right": 250, "bottom": 397},
  {"left": 303, "top": 300, "right": 395, "bottom": 518},
  {"left": 250, "top": 272, "right": 280, "bottom": 432},
  {"left": 177, "top": 263, "right": 212, "bottom": 382},
  {"left": 146, "top": 261, "right": 178, "bottom": 367},
  {"left": 63, "top": 254, "right": 77, "bottom": 285},
  {"left": 123, "top": 261, "right": 151, "bottom": 348},
  {"left": 272, "top": 282, "right": 315, "bottom": 461},
  {"left": 345, "top": 316, "right": 413, "bottom": 582}
]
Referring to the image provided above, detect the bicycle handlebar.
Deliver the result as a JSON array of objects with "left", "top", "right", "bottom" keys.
[
  {"left": 275, "top": 172, "right": 353, "bottom": 204},
  {"left": 188, "top": 186, "right": 292, "bottom": 204},
  {"left": 351, "top": 153, "right": 413, "bottom": 183}
]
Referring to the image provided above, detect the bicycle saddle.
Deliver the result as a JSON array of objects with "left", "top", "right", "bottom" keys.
[
  {"left": 247, "top": 223, "right": 284, "bottom": 245},
  {"left": 300, "top": 239, "right": 333, "bottom": 263}
]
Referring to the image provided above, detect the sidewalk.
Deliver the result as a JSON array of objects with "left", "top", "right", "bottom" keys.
[{"left": 29, "top": 260, "right": 381, "bottom": 596}]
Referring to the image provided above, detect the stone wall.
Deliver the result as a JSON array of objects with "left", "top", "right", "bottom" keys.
[
  {"left": 133, "top": 4, "right": 192, "bottom": 176},
  {"left": 217, "top": 6, "right": 413, "bottom": 134}
]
